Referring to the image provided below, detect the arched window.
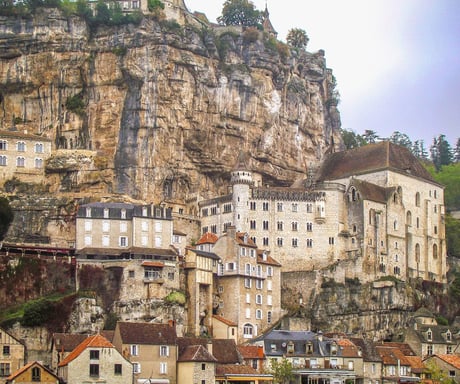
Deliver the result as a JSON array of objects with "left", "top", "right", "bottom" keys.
[
  {"left": 406, "top": 211, "right": 412, "bottom": 226},
  {"left": 243, "top": 323, "right": 254, "bottom": 338},
  {"left": 415, "top": 192, "right": 421, "bottom": 207},
  {"left": 433, "top": 244, "right": 438, "bottom": 259},
  {"left": 415, "top": 244, "right": 420, "bottom": 263},
  {"left": 351, "top": 188, "right": 357, "bottom": 201}
]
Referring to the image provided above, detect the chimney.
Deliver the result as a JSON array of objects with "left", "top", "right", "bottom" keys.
[{"left": 207, "top": 340, "right": 213, "bottom": 356}]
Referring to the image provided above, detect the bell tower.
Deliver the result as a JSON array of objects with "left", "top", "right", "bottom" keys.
[{"left": 231, "top": 152, "right": 253, "bottom": 232}]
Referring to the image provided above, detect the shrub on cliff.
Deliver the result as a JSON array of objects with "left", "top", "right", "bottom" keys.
[
  {"left": 21, "top": 299, "right": 54, "bottom": 326},
  {"left": 0, "top": 197, "right": 13, "bottom": 241}
]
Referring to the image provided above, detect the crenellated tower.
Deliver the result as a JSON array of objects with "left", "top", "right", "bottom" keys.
[{"left": 231, "top": 152, "right": 253, "bottom": 232}]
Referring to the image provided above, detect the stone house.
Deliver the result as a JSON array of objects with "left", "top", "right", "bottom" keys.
[
  {"left": 404, "top": 308, "right": 459, "bottom": 358},
  {"left": 0, "top": 129, "right": 52, "bottom": 187},
  {"left": 57, "top": 334, "right": 132, "bottom": 384},
  {"left": 349, "top": 337, "right": 383, "bottom": 384},
  {"left": 251, "top": 329, "right": 362, "bottom": 384},
  {"left": 0, "top": 327, "right": 25, "bottom": 384},
  {"left": 237, "top": 345, "right": 266, "bottom": 373},
  {"left": 112, "top": 321, "right": 177, "bottom": 384},
  {"left": 375, "top": 345, "right": 414, "bottom": 384},
  {"left": 6, "top": 361, "right": 59, "bottom": 384},
  {"left": 177, "top": 344, "right": 216, "bottom": 384},
  {"left": 211, "top": 227, "right": 282, "bottom": 343},
  {"left": 75, "top": 202, "right": 181, "bottom": 303},
  {"left": 50, "top": 331, "right": 114, "bottom": 372},
  {"left": 197, "top": 142, "right": 446, "bottom": 285},
  {"left": 212, "top": 315, "right": 238, "bottom": 342},
  {"left": 76, "top": 203, "right": 173, "bottom": 254},
  {"left": 177, "top": 338, "right": 272, "bottom": 384},
  {"left": 423, "top": 354, "right": 460, "bottom": 383}
]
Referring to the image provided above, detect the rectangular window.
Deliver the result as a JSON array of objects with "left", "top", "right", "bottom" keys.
[
  {"left": 114, "top": 364, "right": 122, "bottom": 375},
  {"left": 160, "top": 345, "right": 169, "bottom": 357},
  {"left": 2, "top": 346, "right": 10, "bottom": 355},
  {"left": 277, "top": 238, "right": 283, "bottom": 247},
  {"left": 0, "top": 363, "right": 11, "bottom": 377},
  {"left": 120, "top": 222, "right": 127, "bottom": 233},
  {"left": 292, "top": 221, "right": 298, "bottom": 231},
  {"left": 84, "top": 235, "right": 92, "bottom": 246},
  {"left": 89, "top": 364, "right": 99, "bottom": 377},
  {"left": 263, "top": 237, "right": 269, "bottom": 246},
  {"left": 0, "top": 140, "right": 7, "bottom": 150},
  {"left": 17, "top": 141, "right": 25, "bottom": 152},
  {"left": 256, "top": 309, "right": 262, "bottom": 319},
  {"left": 160, "top": 362, "right": 167, "bottom": 374},
  {"left": 102, "top": 221, "right": 110, "bottom": 232},
  {"left": 246, "top": 293, "right": 251, "bottom": 303},
  {"left": 329, "top": 237, "right": 335, "bottom": 245},
  {"left": 267, "top": 266, "right": 273, "bottom": 277},
  {"left": 141, "top": 221, "right": 148, "bottom": 232},
  {"left": 292, "top": 203, "right": 298, "bottom": 212},
  {"left": 35, "top": 158, "right": 43, "bottom": 168},
  {"left": 141, "top": 235, "right": 148, "bottom": 246},
  {"left": 202, "top": 363, "right": 206, "bottom": 371},
  {"left": 90, "top": 350, "right": 99, "bottom": 360},
  {"left": 250, "top": 220, "right": 256, "bottom": 229},
  {"left": 250, "top": 202, "right": 256, "bottom": 210},
  {"left": 267, "top": 295, "right": 272, "bottom": 306},
  {"left": 133, "top": 362, "right": 141, "bottom": 374},
  {"left": 307, "top": 239, "right": 313, "bottom": 248},
  {"left": 245, "top": 308, "right": 251, "bottom": 319},
  {"left": 263, "top": 221, "right": 269, "bottom": 230},
  {"left": 0, "top": 155, "right": 7, "bottom": 166},
  {"left": 130, "top": 345, "right": 139, "bottom": 356},
  {"left": 306, "top": 222, "right": 312, "bottom": 231},
  {"left": 245, "top": 278, "right": 252, "bottom": 288},
  {"left": 202, "top": 208, "right": 208, "bottom": 217},
  {"left": 120, "top": 236, "right": 128, "bottom": 247},
  {"left": 155, "top": 222, "right": 162, "bottom": 232},
  {"left": 292, "top": 238, "right": 298, "bottom": 247},
  {"left": 256, "top": 279, "right": 263, "bottom": 289},
  {"left": 16, "top": 156, "right": 25, "bottom": 167},
  {"left": 277, "top": 202, "right": 283, "bottom": 212},
  {"left": 155, "top": 236, "right": 162, "bottom": 247},
  {"left": 211, "top": 224, "right": 217, "bottom": 234},
  {"left": 277, "top": 221, "right": 283, "bottom": 231},
  {"left": 263, "top": 202, "right": 269, "bottom": 211}
]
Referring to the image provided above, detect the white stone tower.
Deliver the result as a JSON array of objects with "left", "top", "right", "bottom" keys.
[{"left": 231, "top": 152, "right": 253, "bottom": 232}]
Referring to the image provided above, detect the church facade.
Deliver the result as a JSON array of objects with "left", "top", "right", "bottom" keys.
[{"left": 198, "top": 142, "right": 447, "bottom": 284}]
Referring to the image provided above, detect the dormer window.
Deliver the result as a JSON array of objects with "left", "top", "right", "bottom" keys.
[
  {"left": 306, "top": 342, "right": 313, "bottom": 355},
  {"left": 446, "top": 331, "right": 452, "bottom": 342},
  {"left": 427, "top": 330, "right": 433, "bottom": 341},
  {"left": 331, "top": 342, "right": 338, "bottom": 356},
  {"left": 103, "top": 208, "right": 109, "bottom": 218},
  {"left": 86, "top": 207, "right": 91, "bottom": 217},
  {"left": 287, "top": 341, "right": 294, "bottom": 354}
]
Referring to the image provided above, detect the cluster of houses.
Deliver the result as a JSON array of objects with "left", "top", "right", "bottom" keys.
[{"left": 1, "top": 307, "right": 460, "bottom": 384}]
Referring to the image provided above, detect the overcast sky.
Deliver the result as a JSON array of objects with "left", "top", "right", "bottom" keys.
[{"left": 185, "top": 0, "right": 460, "bottom": 148}]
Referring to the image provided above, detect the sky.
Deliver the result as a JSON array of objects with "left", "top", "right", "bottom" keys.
[{"left": 184, "top": 0, "right": 460, "bottom": 147}]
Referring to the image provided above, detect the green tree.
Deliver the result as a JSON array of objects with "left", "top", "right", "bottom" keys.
[
  {"left": 217, "top": 0, "right": 263, "bottom": 27},
  {"left": 412, "top": 140, "right": 429, "bottom": 160},
  {"left": 454, "top": 138, "right": 460, "bottom": 163},
  {"left": 430, "top": 134, "right": 453, "bottom": 171},
  {"left": 268, "top": 358, "right": 294, "bottom": 384},
  {"left": 94, "top": 0, "right": 111, "bottom": 25},
  {"left": 340, "top": 129, "right": 367, "bottom": 150},
  {"left": 362, "top": 129, "right": 379, "bottom": 144},
  {"left": 446, "top": 215, "right": 460, "bottom": 258},
  {"left": 75, "top": 0, "right": 93, "bottom": 21},
  {"left": 425, "top": 360, "right": 456, "bottom": 384},
  {"left": 147, "top": 0, "right": 164, "bottom": 13},
  {"left": 425, "top": 162, "right": 460, "bottom": 210},
  {"left": 389, "top": 131, "right": 412, "bottom": 149},
  {"left": 0, "top": 196, "right": 13, "bottom": 241},
  {"left": 286, "top": 28, "right": 309, "bottom": 50}
]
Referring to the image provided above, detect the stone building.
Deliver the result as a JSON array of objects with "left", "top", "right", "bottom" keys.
[
  {"left": 0, "top": 327, "right": 25, "bottom": 384},
  {"left": 57, "top": 334, "right": 132, "bottom": 384},
  {"left": 404, "top": 308, "right": 459, "bottom": 358},
  {"left": 6, "top": 361, "right": 59, "bottom": 384},
  {"left": 0, "top": 129, "right": 52, "bottom": 187},
  {"left": 198, "top": 142, "right": 446, "bottom": 284},
  {"left": 112, "top": 321, "right": 178, "bottom": 384},
  {"left": 211, "top": 227, "right": 282, "bottom": 343},
  {"left": 75, "top": 202, "right": 181, "bottom": 313}
]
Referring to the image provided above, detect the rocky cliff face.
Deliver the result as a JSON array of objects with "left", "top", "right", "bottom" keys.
[{"left": 0, "top": 8, "right": 341, "bottom": 204}]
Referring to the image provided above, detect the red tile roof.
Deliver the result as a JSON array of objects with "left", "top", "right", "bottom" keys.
[
  {"left": 376, "top": 346, "right": 411, "bottom": 366},
  {"left": 52, "top": 333, "right": 89, "bottom": 352},
  {"left": 216, "top": 364, "right": 270, "bottom": 377},
  {"left": 7, "top": 361, "right": 58, "bottom": 381},
  {"left": 433, "top": 354, "right": 460, "bottom": 369},
  {"left": 196, "top": 232, "right": 218, "bottom": 245},
  {"left": 236, "top": 232, "right": 257, "bottom": 248},
  {"left": 238, "top": 345, "right": 265, "bottom": 359},
  {"left": 58, "top": 334, "right": 114, "bottom": 367},
  {"left": 257, "top": 250, "right": 281, "bottom": 267},
  {"left": 213, "top": 315, "right": 237, "bottom": 327}
]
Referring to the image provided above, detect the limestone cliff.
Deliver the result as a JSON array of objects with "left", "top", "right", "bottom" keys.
[{"left": 0, "top": 8, "right": 341, "bottom": 205}]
